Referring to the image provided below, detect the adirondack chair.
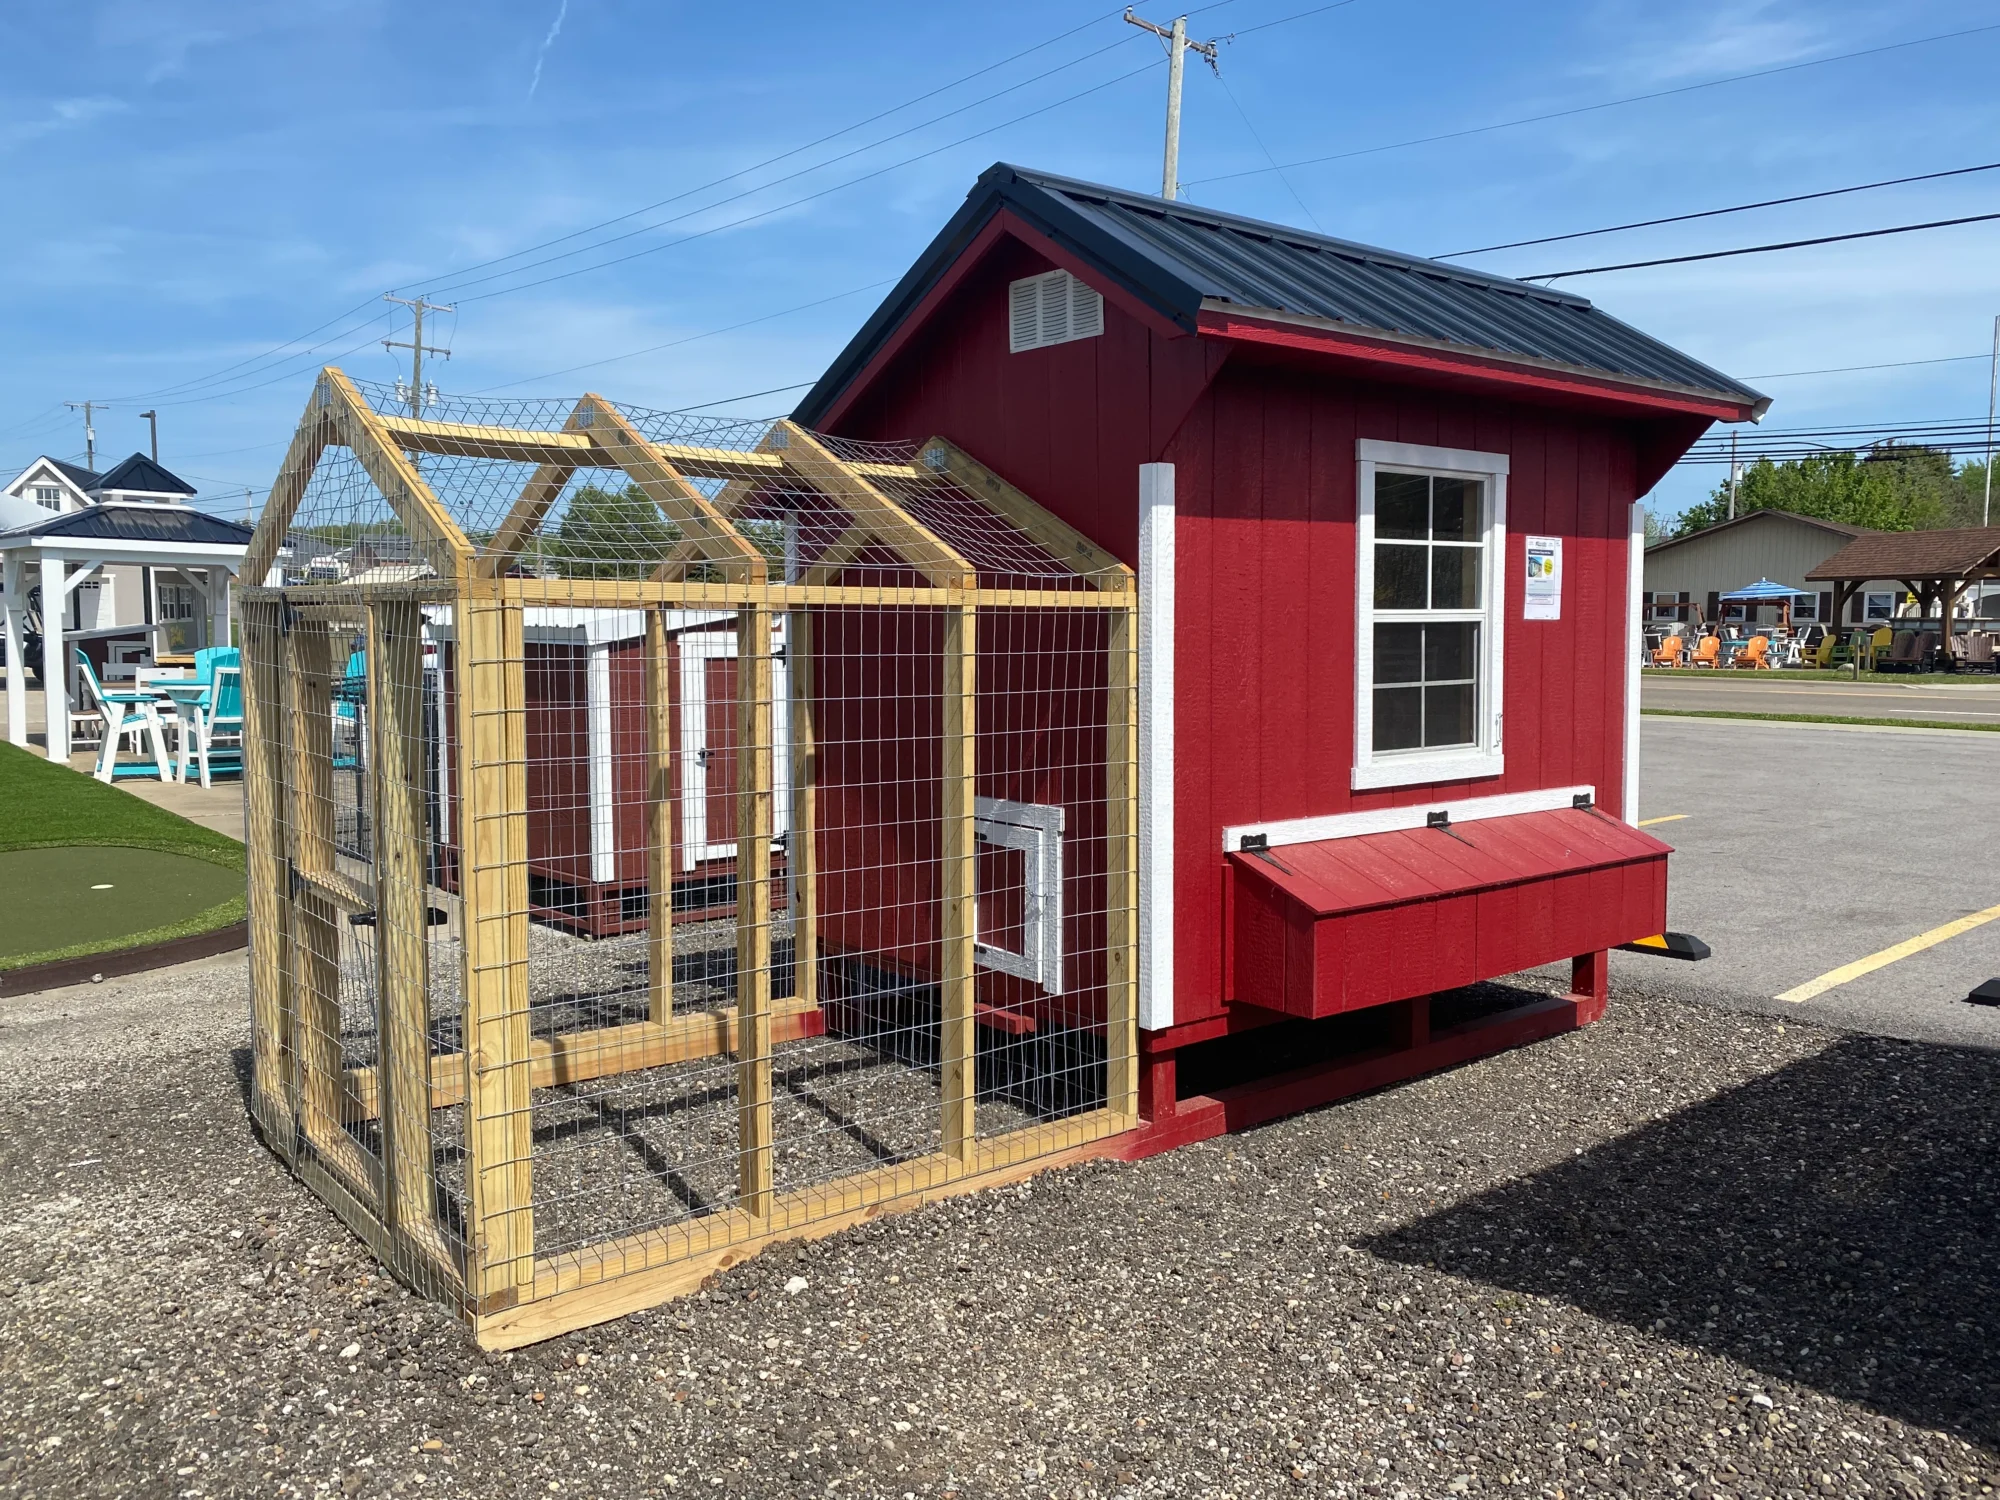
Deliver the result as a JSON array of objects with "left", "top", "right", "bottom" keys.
[
  {"left": 1690, "top": 635, "right": 1722, "bottom": 668},
  {"left": 174, "top": 665, "right": 244, "bottom": 788},
  {"left": 1732, "top": 635, "right": 1772, "bottom": 669},
  {"left": 73, "top": 648, "right": 171, "bottom": 782},
  {"left": 1651, "top": 636, "right": 1685, "bottom": 666}
]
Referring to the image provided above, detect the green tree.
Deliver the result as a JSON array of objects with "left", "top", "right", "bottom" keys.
[
  {"left": 1672, "top": 444, "right": 1980, "bottom": 537},
  {"left": 547, "top": 484, "right": 680, "bottom": 579}
]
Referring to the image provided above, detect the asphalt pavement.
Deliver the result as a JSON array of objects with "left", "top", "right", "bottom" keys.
[
  {"left": 1642, "top": 672, "right": 2000, "bottom": 725},
  {"left": 1614, "top": 715, "right": 2000, "bottom": 1048}
]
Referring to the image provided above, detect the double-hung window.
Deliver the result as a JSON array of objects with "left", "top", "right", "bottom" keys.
[{"left": 1353, "top": 439, "right": 1508, "bottom": 789}]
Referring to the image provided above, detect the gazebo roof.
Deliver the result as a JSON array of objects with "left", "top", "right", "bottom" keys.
[
  {"left": 1804, "top": 527, "right": 2000, "bottom": 583},
  {"left": 0, "top": 501, "right": 252, "bottom": 547}
]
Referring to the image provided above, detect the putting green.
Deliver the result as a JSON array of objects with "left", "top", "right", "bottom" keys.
[{"left": 0, "top": 846, "right": 244, "bottom": 961}]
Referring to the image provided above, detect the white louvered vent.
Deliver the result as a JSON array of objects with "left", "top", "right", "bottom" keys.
[{"left": 1008, "top": 269, "right": 1104, "bottom": 353}]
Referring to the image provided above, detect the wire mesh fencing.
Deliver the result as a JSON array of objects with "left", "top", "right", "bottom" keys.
[{"left": 239, "top": 370, "right": 1138, "bottom": 1346}]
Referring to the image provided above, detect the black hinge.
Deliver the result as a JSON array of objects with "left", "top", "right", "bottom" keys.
[
  {"left": 278, "top": 601, "right": 299, "bottom": 638},
  {"left": 1239, "top": 833, "right": 1268, "bottom": 852},
  {"left": 286, "top": 858, "right": 302, "bottom": 901},
  {"left": 1573, "top": 792, "right": 1594, "bottom": 810},
  {"left": 1426, "top": 809, "right": 1451, "bottom": 829}
]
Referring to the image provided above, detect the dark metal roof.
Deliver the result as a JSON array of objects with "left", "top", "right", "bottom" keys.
[
  {"left": 1, "top": 503, "right": 252, "bottom": 546},
  {"left": 49, "top": 458, "right": 101, "bottom": 490},
  {"left": 797, "top": 163, "right": 1768, "bottom": 424},
  {"left": 92, "top": 452, "right": 197, "bottom": 497}
]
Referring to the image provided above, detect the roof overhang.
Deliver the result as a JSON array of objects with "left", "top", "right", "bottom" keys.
[
  {"left": 1196, "top": 304, "right": 1768, "bottom": 424},
  {"left": 0, "top": 534, "right": 248, "bottom": 568}
]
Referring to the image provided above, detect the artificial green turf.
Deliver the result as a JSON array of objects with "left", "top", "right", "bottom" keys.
[
  {"left": 0, "top": 846, "right": 246, "bottom": 960},
  {"left": 0, "top": 741, "right": 245, "bottom": 971},
  {"left": 1641, "top": 708, "right": 2000, "bottom": 733}
]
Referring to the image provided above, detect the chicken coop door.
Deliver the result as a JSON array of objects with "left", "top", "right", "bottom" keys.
[{"left": 677, "top": 626, "right": 791, "bottom": 869}]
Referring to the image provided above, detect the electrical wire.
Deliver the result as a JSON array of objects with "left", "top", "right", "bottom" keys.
[
  {"left": 1741, "top": 353, "right": 1991, "bottom": 381},
  {"left": 1442, "top": 161, "right": 2000, "bottom": 258},
  {"left": 1184, "top": 21, "right": 2000, "bottom": 187},
  {"left": 1522, "top": 212, "right": 2000, "bottom": 281}
]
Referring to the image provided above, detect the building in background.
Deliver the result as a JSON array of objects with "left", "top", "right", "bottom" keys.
[{"left": 1642, "top": 508, "right": 1910, "bottom": 626}]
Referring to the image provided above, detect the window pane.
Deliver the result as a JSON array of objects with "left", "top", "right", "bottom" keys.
[
  {"left": 1424, "top": 621, "right": 1477, "bottom": 681},
  {"left": 1376, "top": 472, "right": 1429, "bottom": 539},
  {"left": 1374, "top": 686, "right": 1422, "bottom": 750},
  {"left": 1430, "top": 545, "right": 1481, "bottom": 610},
  {"left": 1374, "top": 623, "right": 1423, "bottom": 683},
  {"left": 1424, "top": 682, "right": 1477, "bottom": 747},
  {"left": 1432, "top": 478, "right": 1480, "bottom": 541},
  {"left": 1375, "top": 543, "right": 1428, "bottom": 608}
]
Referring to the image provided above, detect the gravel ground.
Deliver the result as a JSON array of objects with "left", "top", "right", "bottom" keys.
[{"left": 2, "top": 954, "right": 1995, "bottom": 1499}]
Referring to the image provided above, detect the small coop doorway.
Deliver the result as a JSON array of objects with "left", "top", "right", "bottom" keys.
[{"left": 236, "top": 370, "right": 1139, "bottom": 1347}]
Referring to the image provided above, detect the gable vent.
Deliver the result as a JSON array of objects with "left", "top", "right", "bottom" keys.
[{"left": 1008, "top": 269, "right": 1104, "bottom": 353}]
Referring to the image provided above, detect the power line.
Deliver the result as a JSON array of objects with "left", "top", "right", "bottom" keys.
[
  {"left": 1184, "top": 21, "right": 2000, "bottom": 187},
  {"left": 1741, "top": 353, "right": 1991, "bottom": 380},
  {"left": 676, "top": 381, "right": 818, "bottom": 412},
  {"left": 1443, "top": 160, "right": 2000, "bottom": 258},
  {"left": 1523, "top": 212, "right": 2000, "bottom": 281}
]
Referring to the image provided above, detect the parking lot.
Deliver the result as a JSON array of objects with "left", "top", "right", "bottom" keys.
[{"left": 0, "top": 715, "right": 1994, "bottom": 1499}]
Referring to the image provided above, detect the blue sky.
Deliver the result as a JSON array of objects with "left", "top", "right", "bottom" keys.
[{"left": 2, "top": 0, "right": 1996, "bottom": 524}]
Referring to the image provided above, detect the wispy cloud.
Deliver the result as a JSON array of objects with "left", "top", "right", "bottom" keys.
[
  {"left": 528, "top": 0, "right": 571, "bottom": 100},
  {"left": 0, "top": 96, "right": 129, "bottom": 150}
]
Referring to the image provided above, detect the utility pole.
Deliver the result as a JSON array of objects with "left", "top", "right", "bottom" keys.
[
  {"left": 64, "top": 401, "right": 104, "bottom": 471},
  {"left": 1727, "top": 428, "right": 1740, "bottom": 521},
  {"left": 1124, "top": 9, "right": 1220, "bottom": 200},
  {"left": 382, "top": 294, "right": 454, "bottom": 417},
  {"left": 140, "top": 409, "right": 158, "bottom": 463},
  {"left": 1984, "top": 313, "right": 1997, "bottom": 528}
]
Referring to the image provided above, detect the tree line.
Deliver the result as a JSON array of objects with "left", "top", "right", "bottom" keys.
[{"left": 1671, "top": 445, "right": 1994, "bottom": 538}]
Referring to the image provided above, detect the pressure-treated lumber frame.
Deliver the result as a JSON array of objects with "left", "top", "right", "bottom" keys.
[{"left": 241, "top": 370, "right": 1139, "bottom": 1348}]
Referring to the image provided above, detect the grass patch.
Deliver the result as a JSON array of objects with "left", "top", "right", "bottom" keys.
[
  {"left": 0, "top": 742, "right": 244, "bottom": 972},
  {"left": 1642, "top": 708, "right": 2000, "bottom": 733}
]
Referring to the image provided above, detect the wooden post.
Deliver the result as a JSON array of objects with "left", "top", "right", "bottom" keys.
[
  {"left": 644, "top": 609, "right": 675, "bottom": 1022},
  {"left": 1104, "top": 599, "right": 1139, "bottom": 1121},
  {"left": 735, "top": 605, "right": 775, "bottom": 1218},
  {"left": 285, "top": 619, "right": 352, "bottom": 1173},
  {"left": 788, "top": 609, "right": 818, "bottom": 1014},
  {"left": 458, "top": 594, "right": 536, "bottom": 1306},
  {"left": 240, "top": 598, "right": 296, "bottom": 1159},
  {"left": 368, "top": 600, "right": 436, "bottom": 1239},
  {"left": 1571, "top": 950, "right": 1610, "bottom": 1025},
  {"left": 940, "top": 602, "right": 977, "bottom": 1163},
  {"left": 1941, "top": 575, "right": 1959, "bottom": 663}
]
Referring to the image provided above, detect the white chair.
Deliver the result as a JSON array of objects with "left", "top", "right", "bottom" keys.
[
  {"left": 73, "top": 648, "right": 171, "bottom": 782},
  {"left": 171, "top": 665, "right": 243, "bottom": 789}
]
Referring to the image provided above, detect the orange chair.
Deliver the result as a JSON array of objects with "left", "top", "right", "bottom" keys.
[
  {"left": 1690, "top": 635, "right": 1722, "bottom": 668},
  {"left": 1651, "top": 636, "right": 1685, "bottom": 666},
  {"left": 1733, "top": 634, "right": 1772, "bottom": 669}
]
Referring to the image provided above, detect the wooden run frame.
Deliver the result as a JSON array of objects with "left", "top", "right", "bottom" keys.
[{"left": 238, "top": 368, "right": 1140, "bottom": 1347}]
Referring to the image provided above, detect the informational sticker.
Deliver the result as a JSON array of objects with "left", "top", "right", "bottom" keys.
[{"left": 1524, "top": 535, "right": 1562, "bottom": 621}]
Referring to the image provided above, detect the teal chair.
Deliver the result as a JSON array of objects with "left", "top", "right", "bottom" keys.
[
  {"left": 174, "top": 665, "right": 243, "bottom": 788},
  {"left": 74, "top": 648, "right": 170, "bottom": 782}
]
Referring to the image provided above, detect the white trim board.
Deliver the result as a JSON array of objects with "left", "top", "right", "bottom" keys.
[
  {"left": 1223, "top": 785, "right": 1595, "bottom": 853},
  {"left": 1622, "top": 501, "right": 1645, "bottom": 826},
  {"left": 1136, "top": 462, "right": 1175, "bottom": 1034}
]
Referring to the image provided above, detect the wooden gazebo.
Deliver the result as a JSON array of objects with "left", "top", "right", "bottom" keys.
[{"left": 1806, "top": 527, "right": 2000, "bottom": 657}]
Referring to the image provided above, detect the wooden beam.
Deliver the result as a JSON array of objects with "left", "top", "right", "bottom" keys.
[
  {"left": 940, "top": 603, "right": 976, "bottom": 1162},
  {"left": 1104, "top": 597, "right": 1139, "bottom": 1119},
  {"left": 471, "top": 1109, "right": 1135, "bottom": 1348},
  {"left": 240, "top": 598, "right": 296, "bottom": 1161},
  {"left": 242, "top": 398, "right": 335, "bottom": 584},
  {"left": 457, "top": 597, "right": 537, "bottom": 1306},
  {"left": 735, "top": 604, "right": 775, "bottom": 1218},
  {"left": 918, "top": 436, "right": 1134, "bottom": 589},
  {"left": 325, "top": 369, "right": 475, "bottom": 577},
  {"left": 368, "top": 599, "right": 438, "bottom": 1243},
  {"left": 772, "top": 421, "right": 976, "bottom": 589},
  {"left": 376, "top": 415, "right": 596, "bottom": 464},
  {"left": 645, "top": 609, "right": 675, "bottom": 1023},
  {"left": 800, "top": 525, "right": 872, "bottom": 587},
  {"left": 495, "top": 576, "right": 1126, "bottom": 610},
  {"left": 577, "top": 395, "right": 767, "bottom": 581}
]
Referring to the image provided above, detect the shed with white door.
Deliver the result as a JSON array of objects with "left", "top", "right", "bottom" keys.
[{"left": 795, "top": 162, "right": 1769, "bottom": 1149}]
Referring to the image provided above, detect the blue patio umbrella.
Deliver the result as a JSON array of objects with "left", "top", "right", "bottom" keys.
[{"left": 1720, "top": 578, "right": 1810, "bottom": 601}]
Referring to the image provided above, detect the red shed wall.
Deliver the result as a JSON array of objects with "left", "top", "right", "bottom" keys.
[{"left": 821, "top": 233, "right": 1648, "bottom": 1035}]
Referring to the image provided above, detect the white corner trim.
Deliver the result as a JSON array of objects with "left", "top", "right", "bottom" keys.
[
  {"left": 1623, "top": 501, "right": 1646, "bottom": 825},
  {"left": 1224, "top": 784, "right": 1595, "bottom": 853},
  {"left": 1357, "top": 437, "right": 1510, "bottom": 476},
  {"left": 1137, "top": 462, "right": 1175, "bottom": 1033},
  {"left": 587, "top": 642, "right": 616, "bottom": 885}
]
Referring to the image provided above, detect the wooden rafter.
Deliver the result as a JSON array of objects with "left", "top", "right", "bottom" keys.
[
  {"left": 918, "top": 436, "right": 1133, "bottom": 590},
  {"left": 577, "top": 394, "right": 767, "bottom": 583},
  {"left": 772, "top": 421, "right": 974, "bottom": 589},
  {"left": 326, "top": 370, "right": 475, "bottom": 574},
  {"left": 242, "top": 397, "right": 337, "bottom": 584}
]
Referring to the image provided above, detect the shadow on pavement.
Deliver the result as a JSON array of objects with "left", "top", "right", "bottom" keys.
[{"left": 1362, "top": 1033, "right": 1999, "bottom": 1448}]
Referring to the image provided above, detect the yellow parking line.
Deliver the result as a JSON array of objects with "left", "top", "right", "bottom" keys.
[
  {"left": 1777, "top": 902, "right": 2000, "bottom": 1003},
  {"left": 1638, "top": 814, "right": 1687, "bottom": 827}
]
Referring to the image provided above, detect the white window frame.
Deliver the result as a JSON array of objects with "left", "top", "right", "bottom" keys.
[
  {"left": 972, "top": 794, "right": 1064, "bottom": 994},
  {"left": 1863, "top": 591, "right": 1897, "bottom": 621},
  {"left": 1353, "top": 438, "right": 1508, "bottom": 791}
]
